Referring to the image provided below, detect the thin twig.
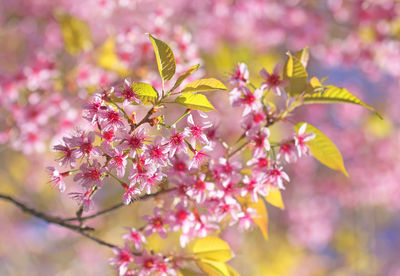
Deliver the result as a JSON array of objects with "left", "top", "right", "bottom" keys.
[
  {"left": 0, "top": 194, "right": 93, "bottom": 231},
  {"left": 78, "top": 231, "right": 118, "bottom": 248},
  {"left": 136, "top": 106, "right": 155, "bottom": 128},
  {"left": 0, "top": 193, "right": 118, "bottom": 248},
  {"left": 228, "top": 142, "right": 249, "bottom": 158}
]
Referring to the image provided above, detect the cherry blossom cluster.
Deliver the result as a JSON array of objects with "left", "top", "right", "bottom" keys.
[{"left": 46, "top": 57, "right": 318, "bottom": 274}]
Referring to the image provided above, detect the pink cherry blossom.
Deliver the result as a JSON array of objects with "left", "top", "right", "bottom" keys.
[
  {"left": 183, "top": 114, "right": 212, "bottom": 148},
  {"left": 266, "top": 165, "right": 290, "bottom": 190},
  {"left": 73, "top": 160, "right": 105, "bottom": 189},
  {"left": 109, "top": 246, "right": 134, "bottom": 276},
  {"left": 123, "top": 228, "right": 147, "bottom": 251},
  {"left": 165, "top": 126, "right": 188, "bottom": 157},
  {"left": 47, "top": 167, "right": 68, "bottom": 192},
  {"left": 294, "top": 123, "right": 315, "bottom": 157},
  {"left": 229, "top": 62, "right": 249, "bottom": 86},
  {"left": 142, "top": 207, "right": 168, "bottom": 238},
  {"left": 260, "top": 65, "right": 286, "bottom": 96},
  {"left": 246, "top": 127, "right": 271, "bottom": 156},
  {"left": 114, "top": 79, "right": 142, "bottom": 106}
]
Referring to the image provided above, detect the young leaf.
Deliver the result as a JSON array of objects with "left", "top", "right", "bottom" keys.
[
  {"left": 294, "top": 122, "right": 349, "bottom": 177},
  {"left": 237, "top": 196, "right": 269, "bottom": 240},
  {"left": 283, "top": 53, "right": 308, "bottom": 97},
  {"left": 132, "top": 82, "right": 158, "bottom": 105},
  {"left": 265, "top": 188, "right": 285, "bottom": 210},
  {"left": 56, "top": 13, "right": 93, "bottom": 55},
  {"left": 97, "top": 37, "right": 130, "bottom": 76},
  {"left": 180, "top": 78, "right": 227, "bottom": 93},
  {"left": 192, "top": 236, "right": 232, "bottom": 262},
  {"left": 196, "top": 260, "right": 231, "bottom": 276},
  {"left": 175, "top": 93, "right": 215, "bottom": 112},
  {"left": 171, "top": 64, "right": 200, "bottom": 92},
  {"left": 294, "top": 47, "right": 310, "bottom": 68},
  {"left": 303, "top": 85, "right": 381, "bottom": 118},
  {"left": 147, "top": 33, "right": 176, "bottom": 84}
]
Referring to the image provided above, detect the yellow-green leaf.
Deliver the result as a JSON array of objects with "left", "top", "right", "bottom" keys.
[
  {"left": 192, "top": 236, "right": 232, "bottom": 262},
  {"left": 265, "top": 188, "right": 285, "bottom": 210},
  {"left": 303, "top": 85, "right": 381, "bottom": 118},
  {"left": 283, "top": 53, "right": 308, "bottom": 97},
  {"left": 132, "top": 82, "right": 158, "bottom": 105},
  {"left": 295, "top": 122, "right": 349, "bottom": 177},
  {"left": 196, "top": 260, "right": 230, "bottom": 276},
  {"left": 57, "top": 13, "right": 92, "bottom": 55},
  {"left": 171, "top": 64, "right": 200, "bottom": 91},
  {"left": 175, "top": 93, "right": 215, "bottom": 112},
  {"left": 147, "top": 33, "right": 176, "bottom": 84},
  {"left": 236, "top": 196, "right": 268, "bottom": 240},
  {"left": 97, "top": 37, "right": 130, "bottom": 76},
  {"left": 181, "top": 78, "right": 227, "bottom": 93},
  {"left": 294, "top": 47, "right": 310, "bottom": 68}
]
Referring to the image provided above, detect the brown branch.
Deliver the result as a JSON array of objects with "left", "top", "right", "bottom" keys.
[
  {"left": 0, "top": 193, "right": 117, "bottom": 248},
  {"left": 0, "top": 194, "right": 93, "bottom": 231},
  {"left": 136, "top": 106, "right": 155, "bottom": 128}
]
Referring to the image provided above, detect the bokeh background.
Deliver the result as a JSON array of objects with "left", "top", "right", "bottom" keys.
[{"left": 1, "top": 1, "right": 400, "bottom": 275}]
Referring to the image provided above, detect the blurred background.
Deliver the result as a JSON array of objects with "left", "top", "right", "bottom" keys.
[{"left": 1, "top": 0, "right": 400, "bottom": 275}]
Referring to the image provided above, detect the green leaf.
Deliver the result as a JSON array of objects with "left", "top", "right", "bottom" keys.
[
  {"left": 295, "top": 122, "right": 349, "bottom": 177},
  {"left": 132, "top": 82, "right": 158, "bottom": 105},
  {"left": 196, "top": 260, "right": 231, "bottom": 276},
  {"left": 265, "top": 188, "right": 285, "bottom": 210},
  {"left": 56, "top": 13, "right": 93, "bottom": 55},
  {"left": 175, "top": 93, "right": 215, "bottom": 112},
  {"left": 147, "top": 33, "right": 176, "bottom": 85},
  {"left": 303, "top": 85, "right": 381, "bottom": 118},
  {"left": 171, "top": 64, "right": 200, "bottom": 91},
  {"left": 192, "top": 236, "right": 232, "bottom": 262},
  {"left": 97, "top": 37, "right": 130, "bottom": 76},
  {"left": 283, "top": 52, "right": 308, "bottom": 97},
  {"left": 181, "top": 78, "right": 227, "bottom": 93},
  {"left": 294, "top": 47, "right": 310, "bottom": 68}
]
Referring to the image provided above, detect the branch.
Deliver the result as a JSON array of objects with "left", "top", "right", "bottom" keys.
[
  {"left": 0, "top": 193, "right": 117, "bottom": 248},
  {"left": 0, "top": 194, "right": 93, "bottom": 231},
  {"left": 65, "top": 187, "right": 177, "bottom": 222}
]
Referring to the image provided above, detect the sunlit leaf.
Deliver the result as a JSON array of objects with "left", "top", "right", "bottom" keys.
[
  {"left": 303, "top": 85, "right": 381, "bottom": 118},
  {"left": 295, "top": 122, "right": 349, "bottom": 177},
  {"left": 97, "top": 37, "right": 130, "bottom": 76},
  {"left": 171, "top": 64, "right": 200, "bottom": 91},
  {"left": 265, "top": 188, "right": 285, "bottom": 210},
  {"left": 181, "top": 78, "right": 227, "bottom": 93},
  {"left": 283, "top": 52, "right": 308, "bottom": 97},
  {"left": 196, "top": 260, "right": 230, "bottom": 276},
  {"left": 147, "top": 33, "right": 176, "bottom": 85},
  {"left": 192, "top": 236, "right": 232, "bottom": 262},
  {"left": 57, "top": 13, "right": 93, "bottom": 55},
  {"left": 175, "top": 93, "right": 215, "bottom": 112},
  {"left": 132, "top": 82, "right": 158, "bottom": 105},
  {"left": 294, "top": 47, "right": 310, "bottom": 68},
  {"left": 237, "top": 196, "right": 268, "bottom": 240}
]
